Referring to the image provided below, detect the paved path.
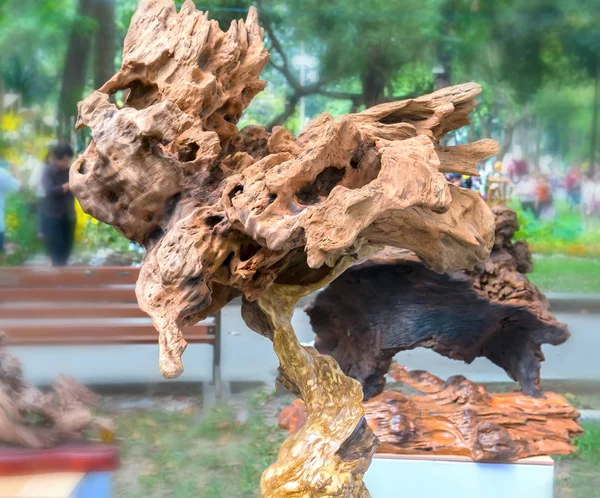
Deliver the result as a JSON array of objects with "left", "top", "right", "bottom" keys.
[{"left": 8, "top": 302, "right": 600, "bottom": 386}]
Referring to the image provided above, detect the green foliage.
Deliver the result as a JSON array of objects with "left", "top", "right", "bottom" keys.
[
  {"left": 79, "top": 220, "right": 131, "bottom": 252},
  {"left": 288, "top": 0, "right": 441, "bottom": 86},
  {"left": 0, "top": 0, "right": 76, "bottom": 105},
  {"left": 514, "top": 202, "right": 600, "bottom": 257},
  {"left": 516, "top": 207, "right": 581, "bottom": 247},
  {"left": 1, "top": 190, "right": 42, "bottom": 266},
  {"left": 572, "top": 422, "right": 600, "bottom": 462}
]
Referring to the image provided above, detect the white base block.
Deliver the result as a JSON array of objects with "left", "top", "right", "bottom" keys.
[{"left": 363, "top": 454, "right": 554, "bottom": 498}]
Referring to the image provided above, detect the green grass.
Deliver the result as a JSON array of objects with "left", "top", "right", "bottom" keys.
[
  {"left": 555, "top": 422, "right": 600, "bottom": 498},
  {"left": 111, "top": 392, "right": 600, "bottom": 498},
  {"left": 529, "top": 255, "right": 600, "bottom": 293},
  {"left": 113, "top": 393, "right": 285, "bottom": 498}
]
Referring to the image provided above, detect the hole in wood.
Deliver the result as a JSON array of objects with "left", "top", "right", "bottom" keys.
[{"left": 296, "top": 166, "right": 346, "bottom": 205}]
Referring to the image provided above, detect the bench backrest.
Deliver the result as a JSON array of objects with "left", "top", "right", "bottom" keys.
[{"left": 0, "top": 267, "right": 215, "bottom": 345}]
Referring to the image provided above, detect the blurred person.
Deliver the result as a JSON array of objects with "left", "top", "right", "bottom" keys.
[
  {"left": 507, "top": 158, "right": 529, "bottom": 182},
  {"left": 40, "top": 142, "right": 75, "bottom": 266},
  {"left": 514, "top": 173, "right": 538, "bottom": 218},
  {"left": 536, "top": 175, "right": 554, "bottom": 220},
  {"left": 581, "top": 171, "right": 600, "bottom": 231},
  {"left": 565, "top": 166, "right": 582, "bottom": 211},
  {"left": 447, "top": 173, "right": 462, "bottom": 186},
  {"left": 0, "top": 159, "right": 22, "bottom": 253}
]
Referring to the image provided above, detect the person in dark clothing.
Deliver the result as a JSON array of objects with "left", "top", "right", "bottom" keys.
[{"left": 40, "top": 142, "right": 75, "bottom": 266}]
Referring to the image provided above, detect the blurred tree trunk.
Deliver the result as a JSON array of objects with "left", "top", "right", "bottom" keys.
[
  {"left": 590, "top": 51, "right": 599, "bottom": 175},
  {"left": 268, "top": 93, "right": 300, "bottom": 130},
  {"left": 58, "top": 0, "right": 94, "bottom": 140},
  {"left": 498, "top": 122, "right": 516, "bottom": 162},
  {"left": 534, "top": 118, "right": 542, "bottom": 171},
  {"left": 360, "top": 62, "right": 387, "bottom": 107},
  {"left": 91, "top": 0, "right": 116, "bottom": 89},
  {"left": 434, "top": 49, "right": 452, "bottom": 90},
  {"left": 434, "top": 0, "right": 453, "bottom": 90},
  {"left": 359, "top": 46, "right": 391, "bottom": 107}
]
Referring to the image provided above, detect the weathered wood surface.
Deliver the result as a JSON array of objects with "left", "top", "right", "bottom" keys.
[
  {"left": 279, "top": 364, "right": 582, "bottom": 462},
  {"left": 0, "top": 335, "right": 113, "bottom": 449},
  {"left": 70, "top": 1, "right": 498, "bottom": 495},
  {"left": 307, "top": 206, "right": 569, "bottom": 400}
]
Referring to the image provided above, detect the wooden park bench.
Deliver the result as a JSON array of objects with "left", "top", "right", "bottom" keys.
[{"left": 0, "top": 266, "right": 223, "bottom": 398}]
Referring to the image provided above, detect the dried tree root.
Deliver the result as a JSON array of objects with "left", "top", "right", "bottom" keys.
[
  {"left": 71, "top": 0, "right": 496, "bottom": 383},
  {"left": 70, "top": 1, "right": 499, "bottom": 495},
  {"left": 279, "top": 364, "right": 582, "bottom": 462},
  {"left": 0, "top": 336, "right": 113, "bottom": 449},
  {"left": 307, "top": 206, "right": 569, "bottom": 400}
]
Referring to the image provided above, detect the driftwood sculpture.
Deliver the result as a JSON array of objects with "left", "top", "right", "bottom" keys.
[
  {"left": 70, "top": 1, "right": 499, "bottom": 495},
  {"left": 279, "top": 364, "right": 582, "bottom": 462},
  {"left": 0, "top": 335, "right": 113, "bottom": 449},
  {"left": 307, "top": 205, "right": 569, "bottom": 400}
]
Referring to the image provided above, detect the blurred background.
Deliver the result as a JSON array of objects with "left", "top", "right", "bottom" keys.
[{"left": 0, "top": 1, "right": 599, "bottom": 497}]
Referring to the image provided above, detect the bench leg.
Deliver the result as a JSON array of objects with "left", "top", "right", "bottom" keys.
[
  {"left": 202, "top": 381, "right": 231, "bottom": 409},
  {"left": 212, "top": 310, "right": 223, "bottom": 400}
]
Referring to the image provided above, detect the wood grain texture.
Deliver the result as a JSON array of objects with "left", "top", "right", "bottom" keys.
[
  {"left": 254, "top": 255, "right": 379, "bottom": 497},
  {"left": 307, "top": 206, "right": 568, "bottom": 400},
  {"left": 279, "top": 364, "right": 582, "bottom": 462},
  {"left": 70, "top": 1, "right": 498, "bottom": 495},
  {"left": 71, "top": 0, "right": 497, "bottom": 381}
]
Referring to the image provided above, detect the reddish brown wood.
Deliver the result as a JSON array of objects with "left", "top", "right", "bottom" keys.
[
  {"left": 0, "top": 266, "right": 215, "bottom": 346},
  {"left": 2, "top": 323, "right": 214, "bottom": 345},
  {"left": 0, "top": 303, "right": 147, "bottom": 319},
  {"left": 279, "top": 364, "right": 583, "bottom": 462},
  {"left": 0, "top": 443, "right": 120, "bottom": 476},
  {"left": 0, "top": 287, "right": 136, "bottom": 303},
  {"left": 0, "top": 267, "right": 139, "bottom": 288}
]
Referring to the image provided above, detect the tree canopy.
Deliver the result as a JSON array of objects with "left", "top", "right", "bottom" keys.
[{"left": 1, "top": 0, "right": 599, "bottom": 168}]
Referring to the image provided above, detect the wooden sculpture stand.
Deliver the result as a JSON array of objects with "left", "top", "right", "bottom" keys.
[
  {"left": 0, "top": 443, "right": 119, "bottom": 498},
  {"left": 363, "top": 454, "right": 555, "bottom": 498},
  {"left": 279, "top": 364, "right": 582, "bottom": 462}
]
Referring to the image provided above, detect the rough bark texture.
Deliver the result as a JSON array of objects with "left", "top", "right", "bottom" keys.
[
  {"left": 0, "top": 335, "right": 113, "bottom": 449},
  {"left": 307, "top": 206, "right": 569, "bottom": 400},
  {"left": 70, "top": 1, "right": 498, "bottom": 495},
  {"left": 279, "top": 364, "right": 582, "bottom": 462}
]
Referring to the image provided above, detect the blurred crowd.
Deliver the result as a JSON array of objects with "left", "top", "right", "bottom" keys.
[{"left": 446, "top": 158, "right": 600, "bottom": 230}]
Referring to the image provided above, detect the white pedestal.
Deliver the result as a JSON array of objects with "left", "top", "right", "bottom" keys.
[{"left": 363, "top": 454, "right": 554, "bottom": 498}]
